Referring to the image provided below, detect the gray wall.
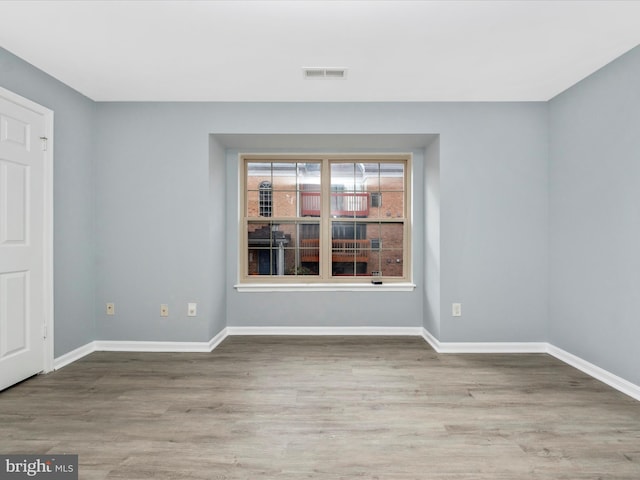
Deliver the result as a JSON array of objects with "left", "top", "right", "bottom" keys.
[
  {"left": 424, "top": 137, "right": 441, "bottom": 337},
  {"left": 4, "top": 41, "right": 639, "bottom": 392},
  {"left": 438, "top": 104, "right": 549, "bottom": 342},
  {"left": 1, "top": 46, "right": 550, "bottom": 356},
  {"left": 0, "top": 47, "right": 96, "bottom": 356},
  {"left": 549, "top": 45, "right": 640, "bottom": 385},
  {"left": 208, "top": 137, "right": 227, "bottom": 339},
  {"left": 94, "top": 103, "right": 548, "bottom": 343},
  {"left": 223, "top": 139, "right": 426, "bottom": 329},
  {"left": 94, "top": 103, "right": 221, "bottom": 341}
]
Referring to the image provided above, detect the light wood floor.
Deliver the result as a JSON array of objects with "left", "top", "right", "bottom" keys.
[{"left": 1, "top": 336, "right": 639, "bottom": 479}]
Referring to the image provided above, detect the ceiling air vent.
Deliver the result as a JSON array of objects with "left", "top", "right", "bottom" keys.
[
  {"left": 303, "top": 68, "right": 347, "bottom": 79},
  {"left": 324, "top": 69, "right": 346, "bottom": 78}
]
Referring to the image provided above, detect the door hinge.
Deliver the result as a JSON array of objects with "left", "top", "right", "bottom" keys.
[
  {"left": 43, "top": 324, "right": 47, "bottom": 339},
  {"left": 40, "top": 136, "right": 48, "bottom": 151}
]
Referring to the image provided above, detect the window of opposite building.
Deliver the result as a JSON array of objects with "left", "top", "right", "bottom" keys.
[
  {"left": 258, "top": 181, "right": 272, "bottom": 217},
  {"left": 241, "top": 155, "right": 411, "bottom": 284}
]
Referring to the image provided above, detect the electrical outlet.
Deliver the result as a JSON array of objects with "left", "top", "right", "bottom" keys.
[
  {"left": 187, "top": 303, "right": 197, "bottom": 317},
  {"left": 106, "top": 303, "right": 115, "bottom": 315},
  {"left": 160, "top": 304, "right": 169, "bottom": 317},
  {"left": 452, "top": 303, "right": 462, "bottom": 317}
]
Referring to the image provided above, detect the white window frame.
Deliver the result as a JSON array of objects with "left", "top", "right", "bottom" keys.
[{"left": 236, "top": 154, "right": 415, "bottom": 292}]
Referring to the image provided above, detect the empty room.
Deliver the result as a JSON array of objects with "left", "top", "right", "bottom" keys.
[{"left": 1, "top": 1, "right": 640, "bottom": 478}]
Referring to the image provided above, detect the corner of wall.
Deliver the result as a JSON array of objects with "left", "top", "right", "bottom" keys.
[
  {"left": 424, "top": 136, "right": 441, "bottom": 339},
  {"left": 208, "top": 135, "right": 228, "bottom": 337}
]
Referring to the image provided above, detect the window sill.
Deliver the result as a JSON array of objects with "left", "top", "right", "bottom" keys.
[{"left": 234, "top": 282, "right": 416, "bottom": 293}]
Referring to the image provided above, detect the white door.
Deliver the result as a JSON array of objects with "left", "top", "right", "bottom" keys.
[{"left": 0, "top": 88, "right": 52, "bottom": 391}]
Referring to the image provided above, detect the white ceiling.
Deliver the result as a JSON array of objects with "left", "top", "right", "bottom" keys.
[{"left": 1, "top": 0, "right": 640, "bottom": 102}]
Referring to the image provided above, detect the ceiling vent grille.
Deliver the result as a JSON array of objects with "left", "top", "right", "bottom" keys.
[{"left": 303, "top": 68, "right": 347, "bottom": 79}]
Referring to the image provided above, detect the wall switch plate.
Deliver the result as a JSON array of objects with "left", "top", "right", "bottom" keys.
[
  {"left": 106, "top": 303, "right": 115, "bottom": 315},
  {"left": 160, "top": 304, "right": 169, "bottom": 317},
  {"left": 187, "top": 303, "right": 197, "bottom": 317},
  {"left": 452, "top": 303, "right": 462, "bottom": 317}
]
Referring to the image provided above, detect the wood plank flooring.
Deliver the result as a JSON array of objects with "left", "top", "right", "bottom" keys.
[{"left": 1, "top": 336, "right": 640, "bottom": 479}]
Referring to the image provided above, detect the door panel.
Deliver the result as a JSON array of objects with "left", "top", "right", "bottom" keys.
[
  {"left": 0, "top": 114, "right": 31, "bottom": 150},
  {"left": 0, "top": 92, "right": 46, "bottom": 391},
  {"left": 1, "top": 271, "right": 28, "bottom": 357},
  {"left": 1, "top": 159, "right": 29, "bottom": 244}
]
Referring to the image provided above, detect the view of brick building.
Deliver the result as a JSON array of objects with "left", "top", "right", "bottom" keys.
[{"left": 245, "top": 160, "right": 407, "bottom": 278}]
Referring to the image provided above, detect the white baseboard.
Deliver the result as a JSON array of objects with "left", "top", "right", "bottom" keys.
[
  {"left": 53, "top": 329, "right": 231, "bottom": 368},
  {"left": 53, "top": 327, "right": 640, "bottom": 403},
  {"left": 421, "top": 328, "right": 441, "bottom": 351},
  {"left": 208, "top": 327, "right": 229, "bottom": 351},
  {"left": 53, "top": 341, "right": 97, "bottom": 370},
  {"left": 94, "top": 340, "right": 215, "bottom": 353},
  {"left": 547, "top": 344, "right": 640, "bottom": 402},
  {"left": 421, "top": 328, "right": 547, "bottom": 353},
  {"left": 422, "top": 328, "right": 640, "bottom": 402},
  {"left": 226, "top": 326, "right": 423, "bottom": 336}
]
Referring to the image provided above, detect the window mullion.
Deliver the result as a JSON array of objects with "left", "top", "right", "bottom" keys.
[{"left": 320, "top": 159, "right": 331, "bottom": 280}]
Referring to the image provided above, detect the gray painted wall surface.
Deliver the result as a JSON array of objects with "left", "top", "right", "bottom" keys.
[
  {"left": 94, "top": 104, "right": 219, "bottom": 341},
  {"left": 224, "top": 143, "right": 425, "bottom": 329},
  {"left": 438, "top": 104, "right": 549, "bottom": 342},
  {"left": 0, "top": 46, "right": 550, "bottom": 354},
  {"left": 0, "top": 47, "right": 96, "bottom": 356},
  {"left": 94, "top": 102, "right": 548, "bottom": 343},
  {"left": 208, "top": 137, "right": 227, "bottom": 339},
  {"left": 424, "top": 137, "right": 441, "bottom": 337},
  {"left": 549, "top": 45, "right": 640, "bottom": 385},
  {"left": 4, "top": 41, "right": 639, "bottom": 393}
]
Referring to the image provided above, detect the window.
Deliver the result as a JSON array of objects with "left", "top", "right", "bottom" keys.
[
  {"left": 258, "top": 181, "right": 272, "bottom": 217},
  {"left": 242, "top": 155, "right": 410, "bottom": 284}
]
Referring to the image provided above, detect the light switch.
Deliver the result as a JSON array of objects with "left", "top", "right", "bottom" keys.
[{"left": 188, "top": 303, "right": 197, "bottom": 317}]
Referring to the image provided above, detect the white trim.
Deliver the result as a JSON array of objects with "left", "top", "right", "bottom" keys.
[
  {"left": 422, "top": 328, "right": 640, "bottom": 402},
  {"left": 0, "top": 86, "right": 55, "bottom": 374},
  {"left": 421, "top": 328, "right": 547, "bottom": 353},
  {"left": 235, "top": 283, "right": 416, "bottom": 292},
  {"left": 421, "top": 328, "right": 441, "bottom": 351},
  {"left": 53, "top": 341, "right": 96, "bottom": 370},
  {"left": 547, "top": 344, "right": 640, "bottom": 402},
  {"left": 95, "top": 340, "right": 215, "bottom": 353},
  {"left": 207, "top": 327, "right": 229, "bottom": 351},
  {"left": 422, "top": 328, "right": 547, "bottom": 353},
  {"left": 51, "top": 327, "right": 640, "bottom": 403},
  {"left": 42, "top": 106, "right": 54, "bottom": 373},
  {"left": 436, "top": 342, "right": 548, "bottom": 354},
  {"left": 93, "top": 328, "right": 231, "bottom": 353},
  {"left": 226, "top": 326, "right": 423, "bottom": 336},
  {"left": 53, "top": 329, "right": 231, "bottom": 369}
]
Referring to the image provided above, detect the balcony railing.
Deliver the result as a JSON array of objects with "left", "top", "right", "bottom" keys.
[
  {"left": 300, "top": 239, "right": 370, "bottom": 263},
  {"left": 301, "top": 192, "right": 370, "bottom": 217}
]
